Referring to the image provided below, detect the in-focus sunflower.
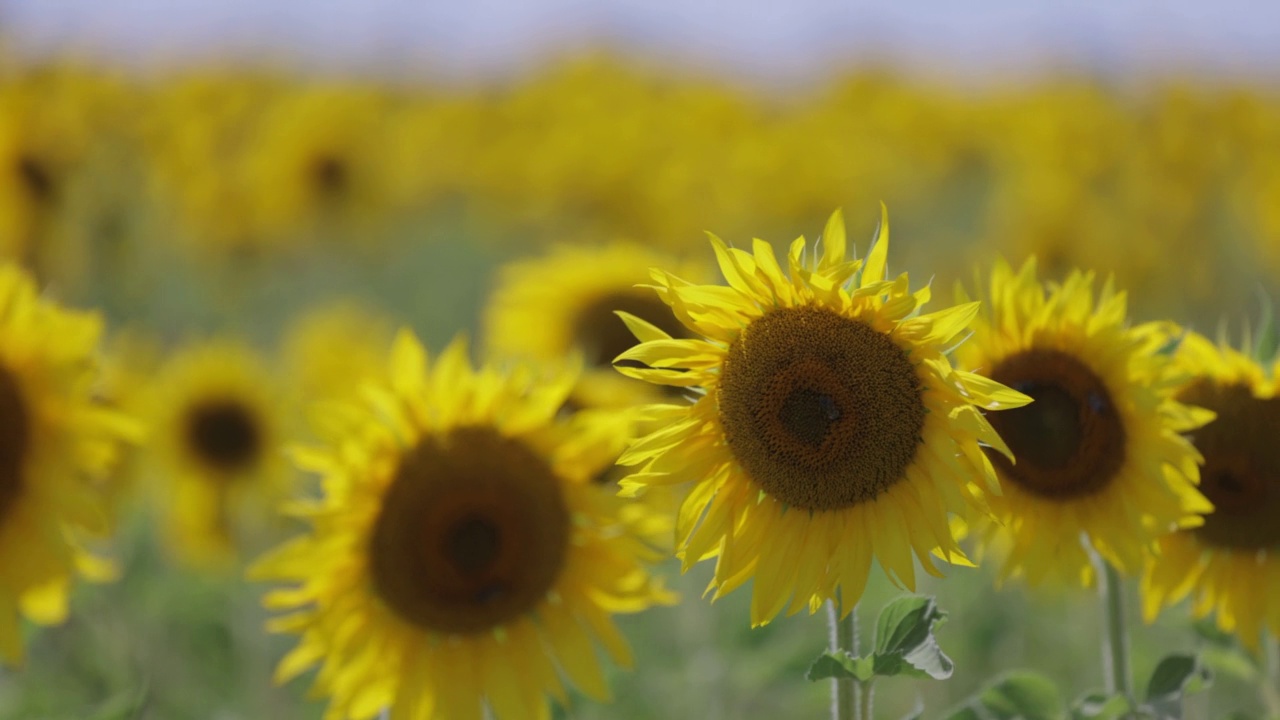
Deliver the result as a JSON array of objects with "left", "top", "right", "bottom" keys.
[
  {"left": 147, "top": 341, "right": 290, "bottom": 567},
  {"left": 250, "top": 333, "right": 673, "bottom": 720},
  {"left": 484, "top": 241, "right": 709, "bottom": 411},
  {"left": 1142, "top": 331, "right": 1280, "bottom": 648},
  {"left": 615, "top": 208, "right": 1029, "bottom": 625},
  {"left": 0, "top": 263, "right": 137, "bottom": 664},
  {"left": 954, "top": 258, "right": 1211, "bottom": 587}
]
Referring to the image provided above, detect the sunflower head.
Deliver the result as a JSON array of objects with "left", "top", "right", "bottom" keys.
[
  {"left": 147, "top": 340, "right": 290, "bottom": 567},
  {"left": 1142, "top": 330, "right": 1280, "bottom": 648},
  {"left": 484, "top": 241, "right": 709, "bottom": 412},
  {"left": 954, "top": 258, "right": 1212, "bottom": 588},
  {"left": 251, "top": 332, "right": 674, "bottom": 720},
  {"left": 0, "top": 263, "right": 138, "bottom": 664},
  {"left": 614, "top": 207, "right": 1030, "bottom": 625}
]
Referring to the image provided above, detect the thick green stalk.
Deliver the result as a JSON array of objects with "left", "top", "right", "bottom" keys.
[
  {"left": 827, "top": 599, "right": 856, "bottom": 720},
  {"left": 1098, "top": 558, "right": 1134, "bottom": 709}
]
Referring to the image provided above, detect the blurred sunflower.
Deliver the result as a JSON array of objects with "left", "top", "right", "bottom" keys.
[
  {"left": 236, "top": 84, "right": 402, "bottom": 247},
  {"left": 280, "top": 300, "right": 396, "bottom": 407},
  {"left": 0, "top": 78, "right": 96, "bottom": 266},
  {"left": 615, "top": 208, "right": 1029, "bottom": 625},
  {"left": 954, "top": 258, "right": 1211, "bottom": 587},
  {"left": 484, "top": 241, "right": 709, "bottom": 410},
  {"left": 0, "top": 264, "right": 138, "bottom": 664},
  {"left": 139, "top": 72, "right": 278, "bottom": 255},
  {"left": 147, "top": 341, "right": 290, "bottom": 567},
  {"left": 1142, "top": 331, "right": 1280, "bottom": 648},
  {"left": 250, "top": 332, "right": 674, "bottom": 720}
]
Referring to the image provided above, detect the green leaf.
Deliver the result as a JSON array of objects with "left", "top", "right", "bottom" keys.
[
  {"left": 1191, "top": 617, "right": 1236, "bottom": 648},
  {"left": 806, "top": 650, "right": 874, "bottom": 682},
  {"left": 945, "top": 671, "right": 1065, "bottom": 720},
  {"left": 871, "top": 595, "right": 954, "bottom": 680},
  {"left": 1144, "top": 654, "right": 1212, "bottom": 719},
  {"left": 1200, "top": 646, "right": 1259, "bottom": 683},
  {"left": 1146, "top": 654, "right": 1211, "bottom": 700},
  {"left": 1071, "top": 693, "right": 1131, "bottom": 720}
]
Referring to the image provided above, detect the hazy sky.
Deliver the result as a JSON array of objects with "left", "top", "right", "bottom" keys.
[{"left": 1, "top": 1, "right": 1276, "bottom": 82}]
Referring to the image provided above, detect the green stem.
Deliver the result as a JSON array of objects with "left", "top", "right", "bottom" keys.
[
  {"left": 1262, "top": 632, "right": 1280, "bottom": 718},
  {"left": 827, "top": 599, "right": 856, "bottom": 720},
  {"left": 1098, "top": 558, "right": 1134, "bottom": 709},
  {"left": 859, "top": 680, "right": 875, "bottom": 720}
]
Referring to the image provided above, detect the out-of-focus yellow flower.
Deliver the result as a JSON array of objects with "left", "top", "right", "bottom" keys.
[
  {"left": 144, "top": 340, "right": 291, "bottom": 568},
  {"left": 954, "top": 258, "right": 1212, "bottom": 587},
  {"left": 1142, "top": 331, "right": 1280, "bottom": 650},
  {"left": 0, "top": 263, "right": 139, "bottom": 665},
  {"left": 484, "top": 241, "right": 710, "bottom": 410}
]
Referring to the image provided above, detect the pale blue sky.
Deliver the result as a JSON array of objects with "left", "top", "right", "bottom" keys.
[{"left": 1, "top": 1, "right": 1276, "bottom": 82}]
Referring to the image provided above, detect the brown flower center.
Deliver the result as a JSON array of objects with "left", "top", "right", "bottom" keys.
[
  {"left": 368, "top": 427, "right": 570, "bottom": 634},
  {"left": 184, "top": 399, "right": 263, "bottom": 475},
  {"left": 984, "top": 349, "right": 1126, "bottom": 500},
  {"left": 718, "top": 306, "right": 925, "bottom": 511},
  {"left": 0, "top": 365, "right": 30, "bottom": 522},
  {"left": 574, "top": 291, "right": 687, "bottom": 368},
  {"left": 310, "top": 154, "right": 349, "bottom": 197},
  {"left": 16, "top": 154, "right": 55, "bottom": 204},
  {"left": 1177, "top": 380, "right": 1280, "bottom": 550}
]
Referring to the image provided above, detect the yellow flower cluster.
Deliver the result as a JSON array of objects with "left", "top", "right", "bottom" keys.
[{"left": 2, "top": 56, "right": 1279, "bottom": 326}]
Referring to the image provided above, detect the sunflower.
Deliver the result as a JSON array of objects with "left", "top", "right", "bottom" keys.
[
  {"left": 250, "top": 332, "right": 673, "bottom": 720},
  {"left": 146, "top": 341, "right": 291, "bottom": 567},
  {"left": 0, "top": 263, "right": 138, "bottom": 664},
  {"left": 613, "top": 207, "right": 1029, "bottom": 625},
  {"left": 280, "top": 300, "right": 395, "bottom": 407},
  {"left": 953, "top": 258, "right": 1211, "bottom": 587},
  {"left": 1141, "top": 331, "right": 1280, "bottom": 648},
  {"left": 484, "top": 241, "right": 710, "bottom": 411}
]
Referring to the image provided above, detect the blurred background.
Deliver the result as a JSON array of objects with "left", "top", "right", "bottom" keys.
[{"left": 0, "top": 1, "right": 1277, "bottom": 718}]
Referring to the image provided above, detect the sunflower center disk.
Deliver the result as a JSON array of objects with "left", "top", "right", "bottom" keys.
[
  {"left": 718, "top": 306, "right": 925, "bottom": 512},
  {"left": 574, "top": 292, "right": 686, "bottom": 368},
  {"left": 984, "top": 349, "right": 1125, "bottom": 500},
  {"left": 369, "top": 427, "right": 570, "bottom": 635},
  {"left": 16, "top": 155, "right": 55, "bottom": 204},
  {"left": 0, "top": 366, "right": 30, "bottom": 522},
  {"left": 1177, "top": 382, "right": 1280, "bottom": 550},
  {"left": 185, "top": 400, "right": 263, "bottom": 474},
  {"left": 310, "top": 154, "right": 349, "bottom": 197}
]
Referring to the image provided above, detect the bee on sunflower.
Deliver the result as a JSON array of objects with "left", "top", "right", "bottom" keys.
[
  {"left": 953, "top": 258, "right": 1212, "bottom": 587},
  {"left": 0, "top": 263, "right": 138, "bottom": 664},
  {"left": 613, "top": 207, "right": 1029, "bottom": 625},
  {"left": 1142, "top": 329, "right": 1280, "bottom": 649},
  {"left": 250, "top": 332, "right": 674, "bottom": 720},
  {"left": 145, "top": 340, "right": 291, "bottom": 567}
]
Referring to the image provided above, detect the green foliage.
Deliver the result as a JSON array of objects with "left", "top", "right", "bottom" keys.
[
  {"left": 873, "top": 596, "right": 954, "bottom": 681},
  {"left": 1144, "top": 654, "right": 1212, "bottom": 719},
  {"left": 1070, "top": 693, "right": 1131, "bottom": 720},
  {"left": 806, "top": 595, "right": 954, "bottom": 687},
  {"left": 947, "top": 671, "right": 1066, "bottom": 720}
]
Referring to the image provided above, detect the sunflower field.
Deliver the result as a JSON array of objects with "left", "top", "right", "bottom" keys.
[{"left": 1, "top": 44, "right": 1280, "bottom": 720}]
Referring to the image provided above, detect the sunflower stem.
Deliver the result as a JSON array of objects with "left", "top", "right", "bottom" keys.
[
  {"left": 859, "top": 679, "right": 875, "bottom": 720},
  {"left": 1098, "top": 558, "right": 1134, "bottom": 710},
  {"left": 1262, "top": 632, "right": 1280, "bottom": 718},
  {"left": 827, "top": 598, "right": 858, "bottom": 720}
]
